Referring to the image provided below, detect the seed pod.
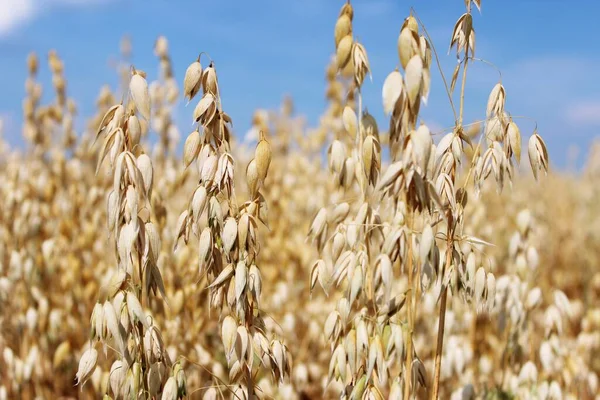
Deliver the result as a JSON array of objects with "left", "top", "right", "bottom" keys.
[
  {"left": 419, "top": 35, "right": 432, "bottom": 67},
  {"left": 404, "top": 15, "right": 418, "bottom": 33},
  {"left": 505, "top": 121, "right": 522, "bottom": 164},
  {"left": 352, "top": 42, "right": 370, "bottom": 87},
  {"left": 362, "top": 135, "right": 381, "bottom": 185},
  {"left": 108, "top": 269, "right": 127, "bottom": 299},
  {"left": 183, "top": 130, "right": 201, "bottom": 168},
  {"left": 342, "top": 157, "right": 356, "bottom": 189},
  {"left": 183, "top": 60, "right": 203, "bottom": 102},
  {"left": 246, "top": 158, "right": 259, "bottom": 198},
  {"left": 147, "top": 363, "right": 163, "bottom": 397},
  {"left": 198, "top": 227, "right": 213, "bottom": 275},
  {"left": 235, "top": 260, "right": 248, "bottom": 302},
  {"left": 331, "top": 202, "right": 350, "bottom": 224},
  {"left": 554, "top": 290, "right": 572, "bottom": 319},
  {"left": 486, "top": 83, "right": 505, "bottom": 118},
  {"left": 202, "top": 63, "right": 218, "bottom": 95},
  {"left": 421, "top": 64, "right": 431, "bottom": 104},
  {"left": 397, "top": 27, "right": 419, "bottom": 70},
  {"left": 465, "top": 252, "right": 476, "bottom": 295},
  {"left": 331, "top": 344, "right": 346, "bottom": 383},
  {"left": 222, "top": 315, "right": 237, "bottom": 359},
  {"left": 106, "top": 190, "right": 118, "bottom": 234},
  {"left": 255, "top": 135, "right": 272, "bottom": 182},
  {"left": 127, "top": 114, "right": 141, "bottom": 148},
  {"left": 413, "top": 124, "right": 432, "bottom": 172},
  {"left": 389, "top": 380, "right": 402, "bottom": 400},
  {"left": 96, "top": 104, "right": 124, "bottom": 142},
  {"left": 328, "top": 140, "right": 346, "bottom": 173},
  {"left": 419, "top": 224, "right": 434, "bottom": 263},
  {"left": 345, "top": 329, "right": 357, "bottom": 376},
  {"left": 324, "top": 311, "right": 341, "bottom": 342},
  {"left": 528, "top": 132, "right": 549, "bottom": 180},
  {"left": 485, "top": 116, "right": 504, "bottom": 143},
  {"left": 350, "top": 375, "right": 367, "bottom": 399},
  {"left": 248, "top": 264, "right": 261, "bottom": 304},
  {"left": 334, "top": 14, "right": 352, "bottom": 47},
  {"left": 193, "top": 93, "right": 217, "bottom": 125},
  {"left": 75, "top": 347, "right": 98, "bottom": 387},
  {"left": 126, "top": 291, "right": 147, "bottom": 328},
  {"left": 346, "top": 222, "right": 359, "bottom": 248},
  {"left": 310, "top": 259, "right": 323, "bottom": 294},
  {"left": 162, "top": 377, "right": 178, "bottom": 400},
  {"left": 405, "top": 55, "right": 423, "bottom": 107},
  {"left": 336, "top": 35, "right": 353, "bottom": 70},
  {"left": 339, "top": 1, "right": 353, "bottom": 19},
  {"left": 129, "top": 70, "right": 151, "bottom": 120},
  {"left": 337, "top": 298, "right": 351, "bottom": 326},
  {"left": 526, "top": 287, "right": 542, "bottom": 310},
  {"left": 331, "top": 232, "right": 345, "bottom": 264},
  {"left": 154, "top": 35, "right": 168, "bottom": 57},
  {"left": 90, "top": 303, "right": 105, "bottom": 341},
  {"left": 109, "top": 360, "right": 126, "bottom": 397},
  {"left": 382, "top": 70, "right": 403, "bottom": 115},
  {"left": 103, "top": 301, "right": 126, "bottom": 355},
  {"left": 222, "top": 217, "right": 238, "bottom": 255},
  {"left": 362, "top": 110, "right": 379, "bottom": 138},
  {"left": 210, "top": 264, "right": 234, "bottom": 289},
  {"left": 349, "top": 265, "right": 363, "bottom": 306},
  {"left": 27, "top": 52, "right": 38, "bottom": 74},
  {"left": 474, "top": 267, "right": 486, "bottom": 310},
  {"left": 145, "top": 222, "right": 160, "bottom": 263},
  {"left": 308, "top": 208, "right": 328, "bottom": 238},
  {"left": 342, "top": 106, "right": 358, "bottom": 137},
  {"left": 53, "top": 341, "right": 71, "bottom": 369},
  {"left": 200, "top": 154, "right": 218, "bottom": 184},
  {"left": 191, "top": 185, "right": 208, "bottom": 225},
  {"left": 119, "top": 301, "right": 130, "bottom": 335}
]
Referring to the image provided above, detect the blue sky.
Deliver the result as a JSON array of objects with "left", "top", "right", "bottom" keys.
[{"left": 0, "top": 0, "right": 599, "bottom": 170}]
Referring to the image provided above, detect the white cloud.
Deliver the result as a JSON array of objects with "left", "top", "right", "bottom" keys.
[
  {"left": 0, "top": 0, "right": 112, "bottom": 39},
  {"left": 566, "top": 101, "right": 600, "bottom": 126},
  {"left": 0, "top": 0, "right": 35, "bottom": 37}
]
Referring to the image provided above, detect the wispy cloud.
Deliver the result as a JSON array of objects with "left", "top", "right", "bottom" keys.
[
  {"left": 0, "top": 0, "right": 113, "bottom": 39},
  {"left": 566, "top": 101, "right": 600, "bottom": 126},
  {"left": 0, "top": 0, "right": 35, "bottom": 37}
]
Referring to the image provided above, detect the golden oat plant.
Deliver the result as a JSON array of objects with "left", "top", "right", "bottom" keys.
[
  {"left": 307, "top": 1, "right": 549, "bottom": 399},
  {"left": 175, "top": 54, "right": 291, "bottom": 399},
  {"left": 78, "top": 65, "right": 188, "bottom": 399}
]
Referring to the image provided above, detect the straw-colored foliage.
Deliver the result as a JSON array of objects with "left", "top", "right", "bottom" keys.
[{"left": 0, "top": 1, "right": 598, "bottom": 399}]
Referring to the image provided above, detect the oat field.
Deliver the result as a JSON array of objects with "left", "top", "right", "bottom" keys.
[{"left": 0, "top": 1, "right": 599, "bottom": 399}]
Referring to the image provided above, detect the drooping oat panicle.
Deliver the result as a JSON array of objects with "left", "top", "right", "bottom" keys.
[{"left": 177, "top": 54, "right": 290, "bottom": 399}]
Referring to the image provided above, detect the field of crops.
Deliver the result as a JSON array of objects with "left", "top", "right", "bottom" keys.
[{"left": 0, "top": 1, "right": 599, "bottom": 399}]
